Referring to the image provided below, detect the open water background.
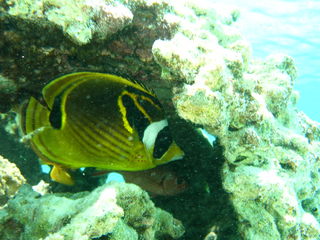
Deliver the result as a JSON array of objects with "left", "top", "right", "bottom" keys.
[{"left": 221, "top": 0, "right": 320, "bottom": 122}]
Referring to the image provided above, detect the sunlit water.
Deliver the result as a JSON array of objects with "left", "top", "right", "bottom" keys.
[{"left": 221, "top": 0, "right": 320, "bottom": 121}]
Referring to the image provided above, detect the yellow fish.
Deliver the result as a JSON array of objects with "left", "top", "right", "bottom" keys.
[{"left": 20, "top": 72, "right": 184, "bottom": 185}]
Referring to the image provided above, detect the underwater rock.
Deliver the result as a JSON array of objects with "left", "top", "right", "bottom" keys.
[
  {"left": 151, "top": 0, "right": 320, "bottom": 239},
  {"left": 0, "top": 182, "right": 184, "bottom": 240},
  {"left": 0, "top": 156, "right": 26, "bottom": 206},
  {"left": 1, "top": 0, "right": 320, "bottom": 239},
  {"left": 0, "top": 155, "right": 26, "bottom": 206},
  {"left": 0, "top": 75, "right": 17, "bottom": 113},
  {"left": 0, "top": 0, "right": 173, "bottom": 112},
  {"left": 6, "top": 0, "right": 133, "bottom": 45}
]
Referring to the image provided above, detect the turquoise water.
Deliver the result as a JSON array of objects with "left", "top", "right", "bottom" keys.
[{"left": 222, "top": 0, "right": 320, "bottom": 122}]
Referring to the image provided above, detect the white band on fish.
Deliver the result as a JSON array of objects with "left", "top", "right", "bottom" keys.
[{"left": 142, "top": 119, "right": 168, "bottom": 152}]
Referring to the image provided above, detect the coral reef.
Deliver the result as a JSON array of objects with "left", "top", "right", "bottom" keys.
[
  {"left": 0, "top": 113, "right": 45, "bottom": 185},
  {"left": 0, "top": 0, "right": 172, "bottom": 111},
  {"left": 152, "top": 1, "right": 320, "bottom": 239},
  {"left": 7, "top": 0, "right": 133, "bottom": 45},
  {"left": 0, "top": 75, "right": 17, "bottom": 112},
  {"left": 1, "top": 0, "right": 320, "bottom": 239},
  {"left": 0, "top": 182, "right": 184, "bottom": 240},
  {"left": 0, "top": 155, "right": 26, "bottom": 206}
]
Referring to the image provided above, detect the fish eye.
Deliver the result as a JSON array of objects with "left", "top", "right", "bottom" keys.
[{"left": 153, "top": 126, "right": 173, "bottom": 159}]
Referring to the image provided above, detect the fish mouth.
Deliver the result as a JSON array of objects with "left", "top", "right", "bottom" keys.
[{"left": 153, "top": 141, "right": 184, "bottom": 165}]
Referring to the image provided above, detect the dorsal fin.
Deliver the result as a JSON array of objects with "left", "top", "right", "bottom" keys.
[
  {"left": 42, "top": 72, "right": 93, "bottom": 108},
  {"left": 128, "top": 77, "right": 155, "bottom": 95}
]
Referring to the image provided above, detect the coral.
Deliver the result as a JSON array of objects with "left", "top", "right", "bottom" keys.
[
  {"left": 0, "top": 114, "right": 45, "bottom": 185},
  {"left": 0, "top": 155, "right": 26, "bottom": 206},
  {"left": 0, "top": 182, "right": 184, "bottom": 240},
  {"left": 151, "top": 0, "right": 320, "bottom": 239},
  {"left": 0, "top": 75, "right": 17, "bottom": 112},
  {"left": 1, "top": 0, "right": 320, "bottom": 239},
  {"left": 0, "top": 0, "right": 173, "bottom": 112},
  {"left": 7, "top": 0, "right": 133, "bottom": 45}
]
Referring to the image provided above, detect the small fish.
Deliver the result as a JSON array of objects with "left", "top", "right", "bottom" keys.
[
  {"left": 93, "top": 166, "right": 187, "bottom": 196},
  {"left": 21, "top": 72, "right": 184, "bottom": 185},
  {"left": 119, "top": 166, "right": 187, "bottom": 196}
]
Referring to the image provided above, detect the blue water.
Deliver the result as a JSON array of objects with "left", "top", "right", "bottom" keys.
[{"left": 221, "top": 0, "right": 320, "bottom": 122}]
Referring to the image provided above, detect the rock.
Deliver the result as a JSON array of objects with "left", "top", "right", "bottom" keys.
[
  {"left": 0, "top": 182, "right": 184, "bottom": 240},
  {"left": 7, "top": 0, "right": 133, "bottom": 45},
  {"left": 152, "top": 0, "right": 320, "bottom": 239},
  {"left": 1, "top": 0, "right": 320, "bottom": 239},
  {"left": 0, "top": 155, "right": 26, "bottom": 206}
]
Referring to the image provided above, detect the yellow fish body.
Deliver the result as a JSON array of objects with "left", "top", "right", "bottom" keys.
[{"left": 21, "top": 72, "right": 184, "bottom": 185}]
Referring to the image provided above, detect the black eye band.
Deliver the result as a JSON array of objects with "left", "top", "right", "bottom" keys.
[{"left": 153, "top": 126, "right": 173, "bottom": 159}]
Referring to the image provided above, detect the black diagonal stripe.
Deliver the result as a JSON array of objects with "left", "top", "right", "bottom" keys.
[
  {"left": 79, "top": 116, "right": 131, "bottom": 158},
  {"left": 82, "top": 113, "right": 131, "bottom": 150},
  {"left": 69, "top": 115, "right": 128, "bottom": 160},
  {"left": 67, "top": 120, "right": 121, "bottom": 162},
  {"left": 68, "top": 117, "right": 114, "bottom": 157}
]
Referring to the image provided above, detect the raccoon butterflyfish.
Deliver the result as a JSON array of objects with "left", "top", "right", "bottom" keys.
[{"left": 20, "top": 72, "right": 184, "bottom": 185}]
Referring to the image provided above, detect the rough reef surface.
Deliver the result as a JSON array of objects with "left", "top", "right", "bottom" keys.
[
  {"left": 0, "top": 155, "right": 26, "bottom": 206},
  {"left": 152, "top": 1, "right": 320, "bottom": 240},
  {"left": 0, "top": 0, "right": 320, "bottom": 240},
  {"left": 6, "top": 0, "right": 134, "bottom": 45},
  {"left": 0, "top": 0, "right": 173, "bottom": 111},
  {"left": 0, "top": 182, "right": 184, "bottom": 240}
]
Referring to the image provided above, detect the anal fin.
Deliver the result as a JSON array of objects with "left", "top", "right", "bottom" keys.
[{"left": 50, "top": 165, "right": 75, "bottom": 185}]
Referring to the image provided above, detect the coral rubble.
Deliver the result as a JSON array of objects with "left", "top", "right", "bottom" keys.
[{"left": 0, "top": 182, "right": 184, "bottom": 240}]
